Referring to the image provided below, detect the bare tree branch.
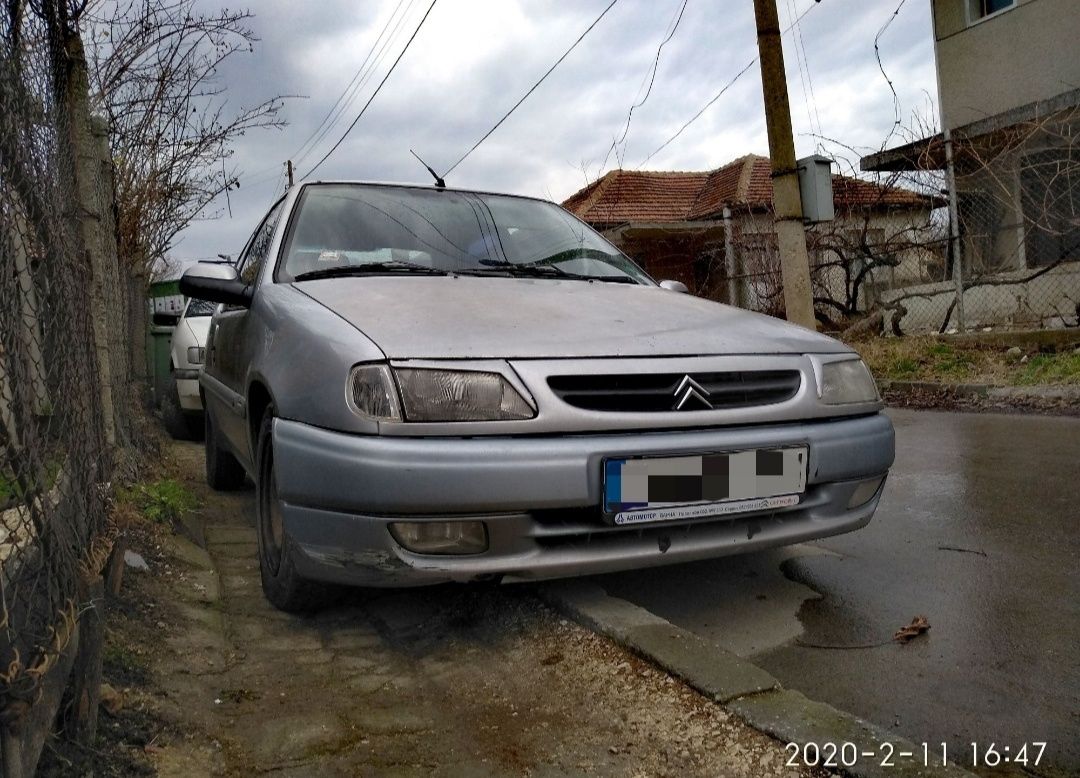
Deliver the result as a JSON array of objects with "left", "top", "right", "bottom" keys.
[{"left": 81, "top": 0, "right": 288, "bottom": 266}]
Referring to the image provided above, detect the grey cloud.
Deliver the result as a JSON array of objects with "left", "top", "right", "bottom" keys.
[{"left": 173, "top": 0, "right": 937, "bottom": 260}]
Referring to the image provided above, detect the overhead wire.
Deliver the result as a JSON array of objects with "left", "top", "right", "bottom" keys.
[
  {"left": 295, "top": 0, "right": 422, "bottom": 170},
  {"left": 304, "top": 0, "right": 441, "bottom": 180},
  {"left": 239, "top": 0, "right": 417, "bottom": 188},
  {"left": 785, "top": 0, "right": 819, "bottom": 145},
  {"left": 267, "top": 165, "right": 286, "bottom": 207},
  {"left": 791, "top": 0, "right": 824, "bottom": 145},
  {"left": 599, "top": 0, "right": 689, "bottom": 173},
  {"left": 441, "top": 0, "right": 622, "bottom": 178},
  {"left": 635, "top": 59, "right": 756, "bottom": 168},
  {"left": 874, "top": 0, "right": 910, "bottom": 149},
  {"left": 291, "top": 0, "right": 414, "bottom": 168},
  {"left": 636, "top": 0, "right": 820, "bottom": 169}
]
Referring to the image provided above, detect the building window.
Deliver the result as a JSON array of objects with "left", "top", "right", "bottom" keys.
[
  {"left": 1020, "top": 149, "right": 1080, "bottom": 269},
  {"left": 968, "top": 0, "right": 1015, "bottom": 23}
]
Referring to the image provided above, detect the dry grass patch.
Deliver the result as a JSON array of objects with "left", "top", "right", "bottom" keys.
[{"left": 853, "top": 335, "right": 1080, "bottom": 386}]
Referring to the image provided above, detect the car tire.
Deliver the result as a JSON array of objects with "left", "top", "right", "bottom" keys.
[
  {"left": 255, "top": 407, "right": 325, "bottom": 613},
  {"left": 204, "top": 409, "right": 246, "bottom": 491},
  {"left": 185, "top": 413, "right": 205, "bottom": 441},
  {"left": 161, "top": 370, "right": 193, "bottom": 440}
]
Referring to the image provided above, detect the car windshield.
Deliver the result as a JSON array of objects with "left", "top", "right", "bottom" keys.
[
  {"left": 278, "top": 184, "right": 652, "bottom": 284},
  {"left": 185, "top": 298, "right": 216, "bottom": 317}
]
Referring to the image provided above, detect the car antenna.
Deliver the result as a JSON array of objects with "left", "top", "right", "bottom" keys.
[{"left": 410, "top": 149, "right": 445, "bottom": 189}]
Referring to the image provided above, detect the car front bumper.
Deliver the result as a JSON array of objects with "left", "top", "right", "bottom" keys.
[
  {"left": 272, "top": 412, "right": 894, "bottom": 587},
  {"left": 174, "top": 369, "right": 203, "bottom": 411}
]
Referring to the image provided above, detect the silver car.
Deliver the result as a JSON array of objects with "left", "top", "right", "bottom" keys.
[{"left": 181, "top": 182, "right": 894, "bottom": 612}]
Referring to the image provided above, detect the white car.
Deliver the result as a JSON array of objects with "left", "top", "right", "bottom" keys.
[{"left": 161, "top": 297, "right": 213, "bottom": 438}]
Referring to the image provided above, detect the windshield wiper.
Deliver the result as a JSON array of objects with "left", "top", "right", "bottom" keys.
[
  {"left": 469, "top": 260, "right": 638, "bottom": 284},
  {"left": 292, "top": 260, "right": 448, "bottom": 281}
]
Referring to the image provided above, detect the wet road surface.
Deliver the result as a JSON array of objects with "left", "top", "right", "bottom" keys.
[{"left": 593, "top": 409, "right": 1080, "bottom": 774}]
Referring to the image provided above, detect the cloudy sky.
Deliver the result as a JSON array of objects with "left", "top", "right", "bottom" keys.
[{"left": 173, "top": 0, "right": 938, "bottom": 261}]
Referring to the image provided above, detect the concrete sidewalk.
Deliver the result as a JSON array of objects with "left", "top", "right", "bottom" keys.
[{"left": 133, "top": 441, "right": 827, "bottom": 776}]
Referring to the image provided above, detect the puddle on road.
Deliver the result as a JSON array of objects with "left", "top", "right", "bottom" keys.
[{"left": 594, "top": 544, "right": 837, "bottom": 658}]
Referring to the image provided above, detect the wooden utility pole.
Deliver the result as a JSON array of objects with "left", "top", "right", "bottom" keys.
[
  {"left": 286, "top": 159, "right": 294, "bottom": 189},
  {"left": 752, "top": 0, "right": 816, "bottom": 329}
]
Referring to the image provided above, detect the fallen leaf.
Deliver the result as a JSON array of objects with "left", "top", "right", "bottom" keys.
[
  {"left": 100, "top": 683, "right": 123, "bottom": 716},
  {"left": 893, "top": 615, "right": 930, "bottom": 644}
]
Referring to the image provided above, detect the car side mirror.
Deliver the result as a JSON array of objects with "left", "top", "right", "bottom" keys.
[
  {"left": 659, "top": 280, "right": 689, "bottom": 293},
  {"left": 179, "top": 262, "right": 252, "bottom": 308},
  {"left": 151, "top": 311, "right": 179, "bottom": 327}
]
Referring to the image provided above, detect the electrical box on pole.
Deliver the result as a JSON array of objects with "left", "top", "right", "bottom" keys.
[{"left": 796, "top": 154, "right": 834, "bottom": 223}]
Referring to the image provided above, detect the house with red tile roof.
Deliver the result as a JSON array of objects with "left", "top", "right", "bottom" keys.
[{"left": 562, "top": 155, "right": 941, "bottom": 325}]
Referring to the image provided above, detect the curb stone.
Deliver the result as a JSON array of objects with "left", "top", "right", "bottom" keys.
[
  {"left": 537, "top": 580, "right": 777, "bottom": 703},
  {"left": 161, "top": 532, "right": 214, "bottom": 571},
  {"left": 538, "top": 580, "right": 975, "bottom": 778}
]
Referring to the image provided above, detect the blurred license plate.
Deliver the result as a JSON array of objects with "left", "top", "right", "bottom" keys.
[{"left": 603, "top": 447, "right": 807, "bottom": 525}]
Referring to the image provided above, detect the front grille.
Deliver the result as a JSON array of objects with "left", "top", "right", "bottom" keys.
[{"left": 547, "top": 370, "right": 801, "bottom": 412}]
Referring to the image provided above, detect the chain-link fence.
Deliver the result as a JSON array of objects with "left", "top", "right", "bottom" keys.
[
  {"left": 629, "top": 136, "right": 1080, "bottom": 337},
  {"left": 0, "top": 1, "right": 144, "bottom": 758},
  {"left": 852, "top": 108, "right": 1080, "bottom": 335}
]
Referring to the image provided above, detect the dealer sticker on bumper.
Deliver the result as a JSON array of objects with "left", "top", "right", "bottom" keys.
[{"left": 603, "top": 447, "right": 807, "bottom": 526}]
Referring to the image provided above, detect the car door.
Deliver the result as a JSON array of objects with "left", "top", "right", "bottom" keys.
[{"left": 206, "top": 200, "right": 285, "bottom": 463}]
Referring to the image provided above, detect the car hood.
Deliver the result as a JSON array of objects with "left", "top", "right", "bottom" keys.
[
  {"left": 182, "top": 315, "right": 211, "bottom": 345},
  {"left": 295, "top": 276, "right": 848, "bottom": 359}
]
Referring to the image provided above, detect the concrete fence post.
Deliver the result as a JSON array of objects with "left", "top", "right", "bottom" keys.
[{"left": 62, "top": 33, "right": 118, "bottom": 447}]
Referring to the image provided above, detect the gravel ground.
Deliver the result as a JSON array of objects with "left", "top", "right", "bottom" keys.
[{"left": 67, "top": 440, "right": 830, "bottom": 777}]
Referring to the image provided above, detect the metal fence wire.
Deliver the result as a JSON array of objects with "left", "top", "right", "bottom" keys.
[
  {"left": 643, "top": 115, "right": 1080, "bottom": 337},
  {"left": 0, "top": 3, "right": 133, "bottom": 722}
]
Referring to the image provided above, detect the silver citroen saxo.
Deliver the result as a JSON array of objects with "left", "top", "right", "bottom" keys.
[{"left": 181, "top": 181, "right": 894, "bottom": 612}]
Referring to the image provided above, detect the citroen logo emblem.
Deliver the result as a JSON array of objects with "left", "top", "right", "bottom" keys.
[{"left": 673, "top": 375, "right": 712, "bottom": 411}]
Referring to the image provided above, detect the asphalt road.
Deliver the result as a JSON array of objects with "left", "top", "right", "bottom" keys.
[{"left": 592, "top": 408, "right": 1080, "bottom": 775}]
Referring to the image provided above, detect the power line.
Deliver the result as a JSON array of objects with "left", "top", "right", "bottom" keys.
[
  {"left": 239, "top": 0, "right": 418, "bottom": 189},
  {"left": 636, "top": 59, "right": 755, "bottom": 168},
  {"left": 295, "top": 0, "right": 422, "bottom": 170},
  {"left": 600, "top": 0, "right": 689, "bottom": 173},
  {"left": 786, "top": 0, "right": 820, "bottom": 144},
  {"left": 636, "top": 0, "right": 820, "bottom": 169},
  {"left": 291, "top": 0, "right": 413, "bottom": 167},
  {"left": 266, "top": 165, "right": 286, "bottom": 208},
  {"left": 304, "top": 0, "right": 441, "bottom": 180},
  {"left": 875, "top": 0, "right": 909, "bottom": 149},
  {"left": 442, "top": 0, "right": 622, "bottom": 178},
  {"left": 791, "top": 0, "right": 823, "bottom": 143}
]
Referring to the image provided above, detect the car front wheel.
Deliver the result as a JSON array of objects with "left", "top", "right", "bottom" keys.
[{"left": 255, "top": 406, "right": 325, "bottom": 613}]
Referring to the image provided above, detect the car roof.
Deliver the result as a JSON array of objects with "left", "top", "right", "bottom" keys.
[{"left": 304, "top": 180, "right": 555, "bottom": 205}]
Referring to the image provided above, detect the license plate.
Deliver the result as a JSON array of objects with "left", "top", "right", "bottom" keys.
[{"left": 603, "top": 447, "right": 807, "bottom": 525}]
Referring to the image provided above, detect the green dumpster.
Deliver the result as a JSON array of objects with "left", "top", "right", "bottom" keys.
[
  {"left": 147, "top": 273, "right": 186, "bottom": 406},
  {"left": 147, "top": 324, "right": 174, "bottom": 405}
]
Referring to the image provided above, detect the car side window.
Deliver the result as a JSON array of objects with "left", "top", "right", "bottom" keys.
[{"left": 237, "top": 200, "right": 285, "bottom": 286}]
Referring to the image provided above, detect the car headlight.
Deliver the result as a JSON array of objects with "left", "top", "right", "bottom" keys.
[
  {"left": 347, "top": 365, "right": 535, "bottom": 422},
  {"left": 186, "top": 346, "right": 205, "bottom": 364},
  {"left": 395, "top": 368, "right": 535, "bottom": 422},
  {"left": 818, "top": 358, "right": 879, "bottom": 405}
]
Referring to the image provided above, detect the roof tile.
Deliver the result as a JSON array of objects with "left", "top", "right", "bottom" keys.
[{"left": 563, "top": 154, "right": 932, "bottom": 225}]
